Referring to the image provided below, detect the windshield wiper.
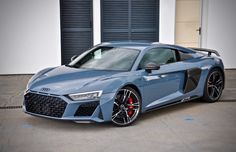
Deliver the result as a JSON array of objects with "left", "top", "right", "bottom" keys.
[
  {"left": 65, "top": 64, "right": 75, "bottom": 68},
  {"left": 65, "top": 64, "right": 80, "bottom": 69}
]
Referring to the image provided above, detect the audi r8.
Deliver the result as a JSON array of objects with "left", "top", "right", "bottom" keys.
[{"left": 23, "top": 41, "right": 225, "bottom": 126}]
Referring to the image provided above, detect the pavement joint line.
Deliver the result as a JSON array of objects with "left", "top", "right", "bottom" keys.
[{"left": 0, "top": 105, "right": 22, "bottom": 109}]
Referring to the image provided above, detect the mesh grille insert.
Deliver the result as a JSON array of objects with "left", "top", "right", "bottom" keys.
[{"left": 24, "top": 93, "right": 67, "bottom": 118}]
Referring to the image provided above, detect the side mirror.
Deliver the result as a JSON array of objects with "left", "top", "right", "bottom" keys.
[
  {"left": 71, "top": 55, "right": 78, "bottom": 61},
  {"left": 144, "top": 62, "right": 160, "bottom": 73}
]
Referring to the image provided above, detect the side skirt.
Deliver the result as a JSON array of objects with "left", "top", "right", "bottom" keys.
[{"left": 144, "top": 96, "right": 199, "bottom": 113}]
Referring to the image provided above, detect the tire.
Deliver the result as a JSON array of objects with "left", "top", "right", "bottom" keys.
[
  {"left": 202, "top": 68, "right": 224, "bottom": 102},
  {"left": 111, "top": 87, "right": 141, "bottom": 127}
]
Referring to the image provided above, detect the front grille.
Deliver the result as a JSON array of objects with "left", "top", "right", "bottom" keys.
[
  {"left": 75, "top": 101, "right": 99, "bottom": 116},
  {"left": 24, "top": 93, "right": 67, "bottom": 118}
]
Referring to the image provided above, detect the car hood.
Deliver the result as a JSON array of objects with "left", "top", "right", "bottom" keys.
[{"left": 28, "top": 66, "right": 125, "bottom": 95}]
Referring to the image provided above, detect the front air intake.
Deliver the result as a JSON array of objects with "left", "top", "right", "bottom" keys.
[
  {"left": 74, "top": 101, "right": 99, "bottom": 116},
  {"left": 24, "top": 93, "right": 67, "bottom": 118}
]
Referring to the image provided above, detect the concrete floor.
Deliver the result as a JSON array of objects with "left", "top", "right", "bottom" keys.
[{"left": 0, "top": 70, "right": 236, "bottom": 152}]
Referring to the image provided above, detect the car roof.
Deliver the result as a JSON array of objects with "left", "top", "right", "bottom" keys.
[{"left": 98, "top": 41, "right": 195, "bottom": 53}]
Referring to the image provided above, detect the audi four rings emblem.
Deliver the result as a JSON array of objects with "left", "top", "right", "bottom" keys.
[{"left": 41, "top": 88, "right": 50, "bottom": 92}]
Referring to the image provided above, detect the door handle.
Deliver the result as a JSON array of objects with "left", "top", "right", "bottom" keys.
[{"left": 196, "top": 27, "right": 201, "bottom": 35}]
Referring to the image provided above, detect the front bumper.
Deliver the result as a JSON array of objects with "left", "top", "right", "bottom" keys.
[{"left": 23, "top": 90, "right": 116, "bottom": 122}]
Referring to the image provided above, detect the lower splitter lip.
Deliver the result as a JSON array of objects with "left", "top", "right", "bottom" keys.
[{"left": 22, "top": 105, "right": 104, "bottom": 122}]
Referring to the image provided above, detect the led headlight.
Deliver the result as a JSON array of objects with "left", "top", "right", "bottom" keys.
[{"left": 68, "top": 91, "right": 103, "bottom": 101}]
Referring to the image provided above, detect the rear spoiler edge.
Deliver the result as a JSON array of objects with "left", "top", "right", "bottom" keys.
[{"left": 189, "top": 47, "right": 220, "bottom": 57}]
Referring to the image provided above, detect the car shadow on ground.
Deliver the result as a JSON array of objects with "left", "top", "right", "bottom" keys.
[
  {"left": 138, "top": 100, "right": 206, "bottom": 123},
  {"left": 23, "top": 116, "right": 114, "bottom": 131}
]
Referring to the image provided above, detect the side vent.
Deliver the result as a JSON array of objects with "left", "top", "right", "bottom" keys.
[{"left": 184, "top": 68, "right": 202, "bottom": 93}]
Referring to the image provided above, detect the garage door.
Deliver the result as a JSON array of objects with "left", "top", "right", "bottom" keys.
[
  {"left": 60, "top": 0, "right": 93, "bottom": 65},
  {"left": 102, "top": 0, "right": 159, "bottom": 42}
]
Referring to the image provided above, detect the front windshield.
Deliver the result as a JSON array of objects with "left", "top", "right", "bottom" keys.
[{"left": 69, "top": 47, "right": 140, "bottom": 71}]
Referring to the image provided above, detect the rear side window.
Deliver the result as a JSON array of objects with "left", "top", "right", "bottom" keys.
[
  {"left": 179, "top": 51, "right": 193, "bottom": 61},
  {"left": 138, "top": 48, "right": 177, "bottom": 69}
]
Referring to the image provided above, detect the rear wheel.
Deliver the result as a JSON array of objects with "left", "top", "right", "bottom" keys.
[
  {"left": 203, "top": 69, "right": 224, "bottom": 102},
  {"left": 112, "top": 87, "right": 141, "bottom": 126}
]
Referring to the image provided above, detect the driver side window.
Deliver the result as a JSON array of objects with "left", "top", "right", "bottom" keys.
[{"left": 138, "top": 48, "right": 177, "bottom": 69}]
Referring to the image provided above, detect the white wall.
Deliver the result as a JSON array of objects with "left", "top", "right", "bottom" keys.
[
  {"left": 159, "top": 0, "right": 176, "bottom": 44},
  {"left": 93, "top": 0, "right": 101, "bottom": 45},
  {"left": 0, "top": 0, "right": 61, "bottom": 74},
  {"left": 201, "top": 0, "right": 236, "bottom": 68}
]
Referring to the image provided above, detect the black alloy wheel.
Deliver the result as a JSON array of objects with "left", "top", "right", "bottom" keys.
[
  {"left": 203, "top": 69, "right": 224, "bottom": 102},
  {"left": 112, "top": 87, "right": 141, "bottom": 126}
]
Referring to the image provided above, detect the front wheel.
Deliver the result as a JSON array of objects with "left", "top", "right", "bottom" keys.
[
  {"left": 112, "top": 87, "right": 141, "bottom": 127},
  {"left": 202, "top": 69, "right": 224, "bottom": 102}
]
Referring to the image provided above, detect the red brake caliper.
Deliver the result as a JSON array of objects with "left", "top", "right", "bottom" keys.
[{"left": 128, "top": 97, "right": 134, "bottom": 116}]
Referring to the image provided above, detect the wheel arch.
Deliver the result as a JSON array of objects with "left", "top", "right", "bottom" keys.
[
  {"left": 121, "top": 84, "right": 142, "bottom": 99},
  {"left": 209, "top": 66, "right": 225, "bottom": 89}
]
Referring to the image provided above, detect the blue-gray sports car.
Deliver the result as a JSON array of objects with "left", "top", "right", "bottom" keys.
[{"left": 23, "top": 41, "right": 225, "bottom": 126}]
